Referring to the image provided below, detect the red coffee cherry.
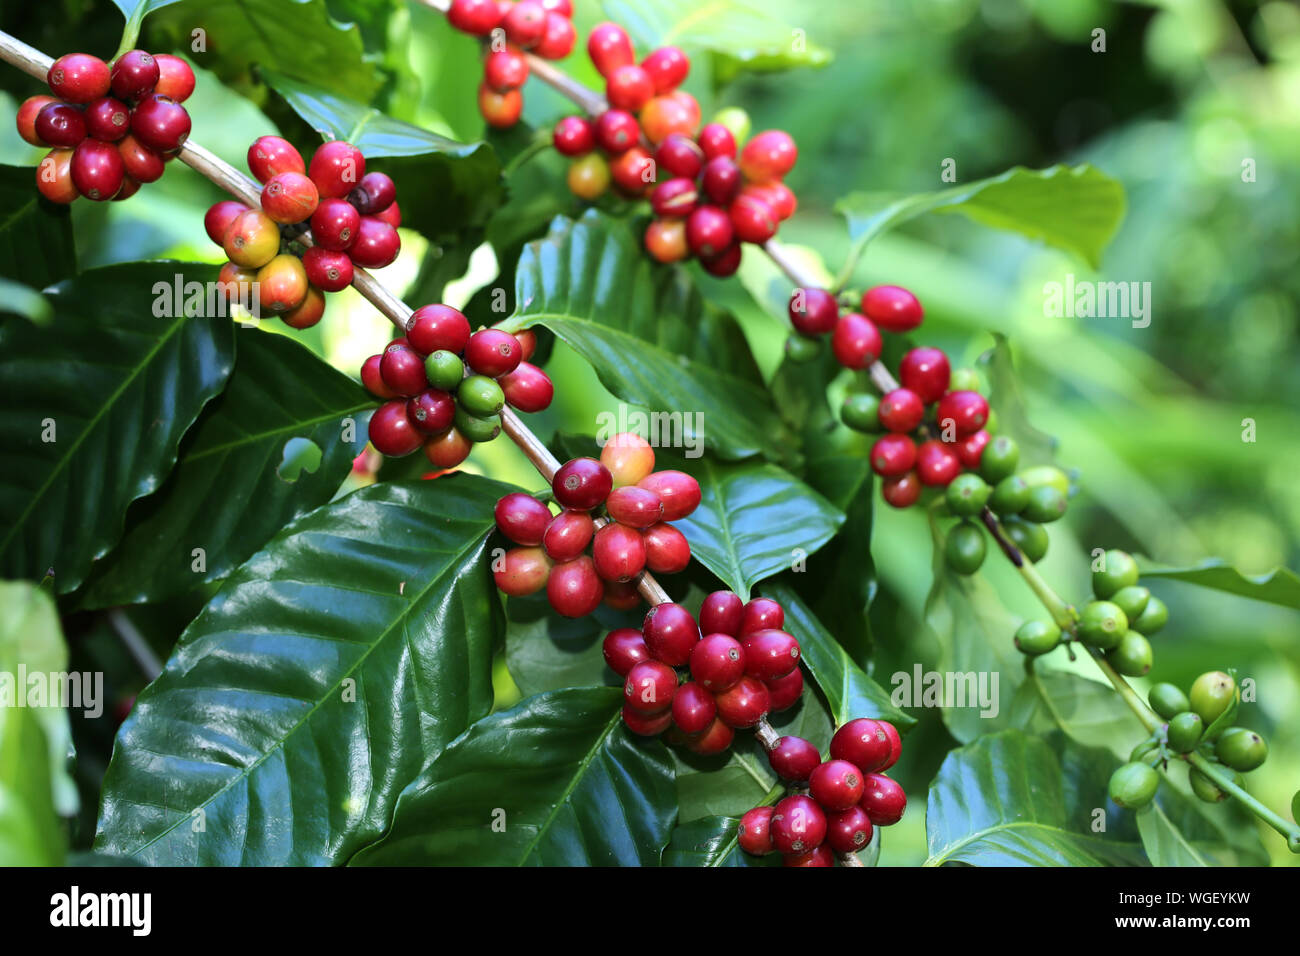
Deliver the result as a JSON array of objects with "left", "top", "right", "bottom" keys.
[
  {"left": 642, "top": 46, "right": 689, "bottom": 92},
  {"left": 247, "top": 135, "right": 305, "bottom": 182},
  {"left": 609, "top": 146, "right": 655, "bottom": 196},
  {"left": 552, "top": 457, "right": 613, "bottom": 511},
  {"left": 935, "top": 390, "right": 989, "bottom": 437},
  {"left": 826, "top": 805, "right": 874, "bottom": 854},
  {"left": 593, "top": 522, "right": 647, "bottom": 582},
  {"left": 361, "top": 355, "right": 395, "bottom": 399},
  {"left": 642, "top": 602, "right": 700, "bottom": 667},
  {"left": 831, "top": 313, "right": 883, "bottom": 370},
  {"left": 282, "top": 286, "right": 325, "bottom": 329},
  {"left": 493, "top": 546, "right": 551, "bottom": 597},
  {"left": 380, "top": 343, "right": 430, "bottom": 396},
  {"left": 685, "top": 205, "right": 734, "bottom": 259},
  {"left": 650, "top": 177, "right": 698, "bottom": 218},
  {"left": 697, "top": 122, "right": 736, "bottom": 160},
  {"left": 860, "top": 773, "right": 907, "bottom": 825},
  {"left": 729, "top": 194, "right": 778, "bottom": 244},
  {"left": 302, "top": 247, "right": 354, "bottom": 292},
  {"left": 369, "top": 400, "right": 423, "bottom": 457},
  {"left": 308, "top": 140, "right": 365, "bottom": 199},
  {"left": 714, "top": 675, "right": 770, "bottom": 728},
  {"left": 408, "top": 304, "right": 471, "bottom": 356},
  {"left": 465, "top": 328, "right": 523, "bottom": 377},
  {"left": 862, "top": 285, "right": 923, "bottom": 333},
  {"left": 70, "top": 139, "right": 125, "bottom": 201},
  {"left": 16, "top": 95, "right": 59, "bottom": 146},
  {"left": 553, "top": 115, "right": 596, "bottom": 156},
  {"left": 261, "top": 171, "right": 319, "bottom": 224},
  {"left": 701, "top": 157, "right": 741, "bottom": 204},
  {"left": 607, "top": 64, "right": 655, "bottom": 112},
  {"left": 547, "top": 555, "right": 604, "bottom": 618},
  {"left": 309, "top": 197, "right": 361, "bottom": 250},
  {"left": 916, "top": 439, "right": 961, "bottom": 487},
  {"left": 739, "top": 597, "right": 784, "bottom": 636},
  {"left": 737, "top": 806, "right": 775, "bottom": 856},
  {"left": 622, "top": 704, "right": 672, "bottom": 737},
  {"left": 603, "top": 628, "right": 651, "bottom": 677},
  {"left": 603, "top": 585, "right": 639, "bottom": 619},
  {"left": 655, "top": 133, "right": 704, "bottom": 179},
  {"left": 690, "top": 633, "right": 745, "bottom": 692},
  {"left": 425, "top": 428, "right": 472, "bottom": 469},
  {"left": 686, "top": 717, "right": 734, "bottom": 755},
  {"left": 700, "top": 241, "right": 742, "bottom": 278},
  {"left": 642, "top": 522, "right": 690, "bottom": 574},
  {"left": 204, "top": 200, "right": 247, "bottom": 245},
  {"left": 699, "top": 591, "right": 743, "bottom": 637},
  {"left": 671, "top": 682, "right": 716, "bottom": 734},
  {"left": 494, "top": 493, "right": 552, "bottom": 546},
  {"left": 741, "top": 629, "right": 800, "bottom": 681},
  {"left": 84, "top": 96, "right": 131, "bottom": 142},
  {"left": 542, "top": 510, "right": 595, "bottom": 562},
  {"left": 514, "top": 329, "right": 537, "bottom": 362},
  {"left": 499, "top": 361, "right": 554, "bottom": 413},
  {"left": 484, "top": 48, "right": 529, "bottom": 92},
  {"left": 588, "top": 21, "right": 635, "bottom": 77},
  {"left": 635, "top": 470, "right": 700, "bottom": 521},
  {"left": 624, "top": 659, "right": 677, "bottom": 714},
  {"left": 34, "top": 103, "right": 85, "bottom": 149},
  {"left": 878, "top": 720, "right": 902, "bottom": 770},
  {"left": 830, "top": 718, "right": 892, "bottom": 774},
  {"left": 605, "top": 486, "right": 664, "bottom": 528},
  {"left": 956, "top": 429, "right": 991, "bottom": 469},
  {"left": 593, "top": 109, "right": 641, "bottom": 154},
  {"left": 783, "top": 845, "right": 834, "bottom": 867},
  {"left": 870, "top": 434, "right": 917, "bottom": 478},
  {"left": 750, "top": 181, "right": 797, "bottom": 220},
  {"left": 882, "top": 470, "right": 921, "bottom": 509},
  {"left": 765, "top": 666, "right": 804, "bottom": 712},
  {"left": 534, "top": 11, "right": 577, "bottom": 59},
  {"left": 130, "top": 94, "right": 190, "bottom": 151},
  {"left": 117, "top": 134, "right": 165, "bottom": 183},
  {"left": 643, "top": 87, "right": 701, "bottom": 145},
  {"left": 899, "top": 346, "right": 951, "bottom": 403},
  {"left": 110, "top": 50, "right": 159, "bottom": 102},
  {"left": 503, "top": 0, "right": 547, "bottom": 48},
  {"left": 36, "top": 149, "right": 78, "bottom": 204},
  {"left": 739, "top": 130, "right": 797, "bottom": 183},
  {"left": 406, "top": 388, "right": 455, "bottom": 435},
  {"left": 47, "top": 53, "right": 110, "bottom": 104},
  {"left": 256, "top": 254, "right": 309, "bottom": 314},
  {"left": 810, "top": 759, "right": 865, "bottom": 812},
  {"left": 447, "top": 0, "right": 503, "bottom": 35},
  {"left": 788, "top": 287, "right": 838, "bottom": 336},
  {"left": 877, "top": 388, "right": 925, "bottom": 434},
  {"left": 349, "top": 216, "right": 400, "bottom": 269},
  {"left": 767, "top": 735, "right": 821, "bottom": 782},
  {"left": 153, "top": 54, "right": 195, "bottom": 102},
  {"left": 770, "top": 794, "right": 826, "bottom": 854}
]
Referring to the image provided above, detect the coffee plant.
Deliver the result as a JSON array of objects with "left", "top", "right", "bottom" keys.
[{"left": 0, "top": 0, "right": 1297, "bottom": 871}]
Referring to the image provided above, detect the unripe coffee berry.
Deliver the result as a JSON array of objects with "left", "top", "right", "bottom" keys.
[
  {"left": 1077, "top": 600, "right": 1128, "bottom": 650},
  {"left": 1215, "top": 727, "right": 1268, "bottom": 772},
  {"left": 1108, "top": 762, "right": 1159, "bottom": 809},
  {"left": 1092, "top": 549, "right": 1140, "bottom": 599},
  {"left": 979, "top": 434, "right": 1020, "bottom": 484},
  {"left": 1014, "top": 620, "right": 1061, "bottom": 656},
  {"left": 1189, "top": 671, "right": 1236, "bottom": 725},
  {"left": 424, "top": 428, "right": 472, "bottom": 469},
  {"left": 1166, "top": 712, "right": 1203, "bottom": 754},
  {"left": 1148, "top": 683, "right": 1191, "bottom": 721},
  {"left": 1132, "top": 596, "right": 1168, "bottom": 635},
  {"left": 1105, "top": 631, "right": 1153, "bottom": 677}
]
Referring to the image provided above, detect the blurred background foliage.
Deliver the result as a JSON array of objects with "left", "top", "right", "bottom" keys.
[{"left": 2, "top": 0, "right": 1296, "bottom": 864}]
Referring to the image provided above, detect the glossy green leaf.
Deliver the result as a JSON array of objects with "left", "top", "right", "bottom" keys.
[
  {"left": 1009, "top": 669, "right": 1137, "bottom": 756},
  {"left": 925, "top": 730, "right": 1146, "bottom": 866},
  {"left": 351, "top": 687, "right": 677, "bottom": 866},
  {"left": 497, "top": 213, "right": 791, "bottom": 462},
  {"left": 1140, "top": 777, "right": 1267, "bottom": 867},
  {"left": 0, "top": 165, "right": 76, "bottom": 289},
  {"left": 760, "top": 581, "right": 913, "bottom": 729},
  {"left": 0, "top": 279, "right": 52, "bottom": 325},
  {"left": 110, "top": 0, "right": 182, "bottom": 35},
  {"left": 836, "top": 165, "right": 1125, "bottom": 287},
  {"left": 0, "top": 263, "right": 235, "bottom": 593},
  {"left": 260, "top": 69, "right": 504, "bottom": 245},
  {"left": 503, "top": 593, "right": 641, "bottom": 698},
  {"left": 1136, "top": 801, "right": 1208, "bottom": 867},
  {"left": 662, "top": 815, "right": 771, "bottom": 867},
  {"left": 985, "top": 334, "right": 1059, "bottom": 466},
  {"left": 76, "top": 330, "right": 371, "bottom": 608},
  {"left": 94, "top": 476, "right": 509, "bottom": 865},
  {"left": 1140, "top": 560, "right": 1300, "bottom": 611}
]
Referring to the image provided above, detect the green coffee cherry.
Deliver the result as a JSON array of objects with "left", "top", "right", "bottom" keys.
[
  {"left": 1189, "top": 671, "right": 1235, "bottom": 726},
  {"left": 1092, "top": 549, "right": 1139, "bottom": 599},
  {"left": 1166, "top": 712, "right": 1203, "bottom": 753},
  {"left": 453, "top": 405, "right": 502, "bottom": 443},
  {"left": 989, "top": 475, "right": 1030, "bottom": 515},
  {"left": 1110, "top": 585, "right": 1150, "bottom": 623},
  {"left": 1002, "top": 516, "right": 1049, "bottom": 563},
  {"left": 1020, "top": 465, "right": 1070, "bottom": 495},
  {"left": 949, "top": 368, "right": 981, "bottom": 392},
  {"left": 1131, "top": 596, "right": 1168, "bottom": 635},
  {"left": 1105, "top": 631, "right": 1152, "bottom": 677},
  {"left": 1109, "top": 762, "right": 1159, "bottom": 809},
  {"left": 841, "top": 393, "right": 882, "bottom": 433},
  {"left": 945, "top": 473, "right": 990, "bottom": 517},
  {"left": 1215, "top": 727, "right": 1268, "bottom": 772},
  {"left": 425, "top": 350, "right": 465, "bottom": 390},
  {"left": 1014, "top": 620, "right": 1061, "bottom": 656},
  {"left": 945, "top": 520, "right": 987, "bottom": 575},
  {"left": 979, "top": 435, "right": 1019, "bottom": 484},
  {"left": 457, "top": 374, "right": 505, "bottom": 417},
  {"left": 784, "top": 333, "right": 820, "bottom": 363},
  {"left": 1148, "top": 683, "right": 1190, "bottom": 720},
  {"left": 711, "top": 106, "right": 752, "bottom": 143},
  {"left": 1022, "top": 485, "right": 1067, "bottom": 523},
  {"left": 1189, "top": 767, "right": 1228, "bottom": 803},
  {"left": 1130, "top": 739, "right": 1159, "bottom": 763},
  {"left": 1077, "top": 600, "right": 1128, "bottom": 650}
]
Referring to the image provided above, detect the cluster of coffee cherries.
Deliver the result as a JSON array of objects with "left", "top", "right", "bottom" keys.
[
  {"left": 363, "top": 309, "right": 551, "bottom": 467},
  {"left": 608, "top": 591, "right": 803, "bottom": 752},
  {"left": 17, "top": 49, "right": 194, "bottom": 204},
  {"left": 445, "top": 0, "right": 577, "bottom": 127},
  {"left": 201, "top": 137, "right": 401, "bottom": 329},
  {"left": 492, "top": 434, "right": 701, "bottom": 616},
  {"left": 738, "top": 718, "right": 906, "bottom": 867},
  {"left": 1013, "top": 549, "right": 1168, "bottom": 678},
  {"left": 1109, "top": 670, "right": 1268, "bottom": 812}
]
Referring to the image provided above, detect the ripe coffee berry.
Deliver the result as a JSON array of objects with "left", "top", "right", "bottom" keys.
[
  {"left": 402, "top": 389, "right": 453, "bottom": 435},
  {"left": 765, "top": 666, "right": 803, "bottom": 711},
  {"left": 478, "top": 85, "right": 522, "bottom": 128},
  {"left": 738, "top": 597, "right": 783, "bottom": 636},
  {"left": 936, "top": 390, "right": 989, "bottom": 436},
  {"left": 770, "top": 794, "right": 826, "bottom": 854},
  {"left": 34, "top": 103, "right": 86, "bottom": 149},
  {"left": 448, "top": 0, "right": 502, "bottom": 34},
  {"left": 368, "top": 400, "right": 423, "bottom": 457},
  {"left": 349, "top": 216, "right": 400, "bottom": 268},
  {"left": 878, "top": 388, "right": 925, "bottom": 433},
  {"left": 767, "top": 735, "right": 821, "bottom": 782},
  {"left": 956, "top": 429, "right": 991, "bottom": 468},
  {"left": 69, "top": 139, "right": 124, "bottom": 201},
  {"left": 644, "top": 91, "right": 701, "bottom": 145},
  {"left": 655, "top": 133, "right": 704, "bottom": 179},
  {"left": 36, "top": 149, "right": 77, "bottom": 204},
  {"left": 282, "top": 285, "right": 325, "bottom": 329},
  {"left": 499, "top": 362, "right": 554, "bottom": 413},
  {"left": 624, "top": 659, "right": 677, "bottom": 714},
  {"left": 685, "top": 205, "right": 734, "bottom": 259},
  {"left": 642, "top": 602, "right": 700, "bottom": 666},
  {"left": 699, "top": 591, "right": 743, "bottom": 637},
  {"left": 552, "top": 457, "right": 612, "bottom": 511},
  {"left": 916, "top": 439, "right": 962, "bottom": 487},
  {"left": 153, "top": 55, "right": 195, "bottom": 102},
  {"left": 310, "top": 140, "right": 365, "bottom": 198},
  {"left": 729, "top": 194, "right": 777, "bottom": 244},
  {"left": 605, "top": 486, "right": 664, "bottom": 529},
  {"left": 503, "top": 0, "right": 547, "bottom": 48},
  {"left": 17, "top": 95, "right": 59, "bottom": 146},
  {"left": 607, "top": 64, "right": 655, "bottom": 112},
  {"left": 737, "top": 806, "right": 775, "bottom": 856},
  {"left": 740, "top": 629, "right": 800, "bottom": 681},
  {"left": 492, "top": 546, "right": 550, "bottom": 597},
  {"left": 425, "top": 428, "right": 471, "bottom": 468},
  {"left": 310, "top": 197, "right": 361, "bottom": 250},
  {"left": 204, "top": 200, "right": 246, "bottom": 245},
  {"left": 739, "top": 130, "right": 797, "bottom": 183},
  {"left": 248, "top": 135, "right": 304, "bottom": 182},
  {"left": 687, "top": 717, "right": 734, "bottom": 755},
  {"left": 783, "top": 845, "right": 834, "bottom": 867},
  {"left": 899, "top": 346, "right": 950, "bottom": 403},
  {"left": 650, "top": 177, "right": 698, "bottom": 218},
  {"left": 592, "top": 522, "right": 646, "bottom": 582},
  {"left": 810, "top": 759, "right": 866, "bottom": 812},
  {"left": 600, "top": 433, "right": 655, "bottom": 488},
  {"left": 542, "top": 510, "right": 594, "bottom": 562},
  {"left": 609, "top": 146, "right": 654, "bottom": 196},
  {"left": 700, "top": 242, "right": 741, "bottom": 278},
  {"left": 407, "top": 304, "right": 471, "bottom": 356},
  {"left": 860, "top": 773, "right": 906, "bottom": 825},
  {"left": 535, "top": 12, "right": 577, "bottom": 59},
  {"left": 831, "top": 313, "right": 882, "bottom": 369},
  {"left": 130, "top": 94, "right": 190, "bottom": 151},
  {"left": 701, "top": 157, "right": 741, "bottom": 204},
  {"left": 697, "top": 123, "right": 736, "bottom": 160},
  {"left": 594, "top": 109, "right": 640, "bottom": 154},
  {"left": 870, "top": 434, "right": 917, "bottom": 478},
  {"left": 256, "top": 254, "right": 309, "bottom": 313},
  {"left": 622, "top": 705, "right": 672, "bottom": 737},
  {"left": 635, "top": 470, "right": 700, "bottom": 521},
  {"left": 261, "top": 171, "right": 318, "bottom": 224},
  {"left": 302, "top": 247, "right": 354, "bottom": 292},
  {"left": 642, "top": 45, "right": 689, "bottom": 92},
  {"left": 826, "top": 805, "right": 873, "bottom": 854},
  {"left": 882, "top": 470, "right": 921, "bottom": 508},
  {"left": 84, "top": 97, "right": 131, "bottom": 142},
  {"left": 117, "top": 135, "right": 165, "bottom": 183},
  {"left": 602, "top": 628, "right": 651, "bottom": 677},
  {"left": 788, "top": 288, "right": 838, "bottom": 337},
  {"left": 463, "top": 328, "right": 521, "bottom": 377},
  {"left": 588, "top": 21, "right": 635, "bottom": 77},
  {"left": 671, "top": 682, "right": 716, "bottom": 735},
  {"left": 484, "top": 49, "right": 529, "bottom": 92},
  {"left": 380, "top": 343, "right": 430, "bottom": 396},
  {"left": 110, "top": 50, "right": 159, "bottom": 102},
  {"left": 552, "top": 116, "right": 595, "bottom": 156},
  {"left": 690, "top": 633, "right": 745, "bottom": 692},
  {"left": 862, "top": 285, "right": 923, "bottom": 332},
  {"left": 642, "top": 522, "right": 690, "bottom": 574},
  {"left": 714, "top": 675, "right": 770, "bottom": 728},
  {"left": 547, "top": 555, "right": 603, "bottom": 618},
  {"left": 48, "top": 53, "right": 110, "bottom": 104}
]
